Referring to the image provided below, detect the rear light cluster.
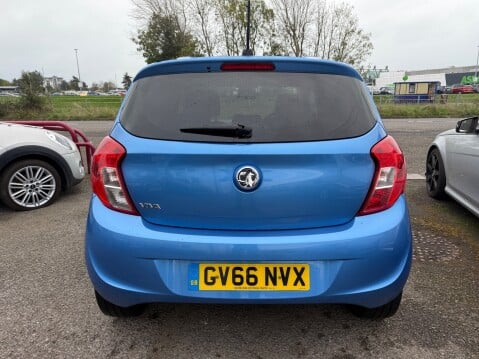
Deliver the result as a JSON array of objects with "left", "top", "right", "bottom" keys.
[
  {"left": 358, "top": 135, "right": 406, "bottom": 215},
  {"left": 90, "top": 136, "right": 139, "bottom": 215}
]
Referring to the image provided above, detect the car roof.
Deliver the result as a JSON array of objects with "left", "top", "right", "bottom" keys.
[{"left": 134, "top": 56, "right": 363, "bottom": 82}]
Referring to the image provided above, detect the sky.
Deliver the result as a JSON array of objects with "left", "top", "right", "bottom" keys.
[{"left": 1, "top": 0, "right": 479, "bottom": 85}]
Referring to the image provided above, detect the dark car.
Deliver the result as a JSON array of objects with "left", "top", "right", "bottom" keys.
[
  {"left": 436, "top": 85, "right": 446, "bottom": 94},
  {"left": 379, "top": 86, "right": 394, "bottom": 95}
]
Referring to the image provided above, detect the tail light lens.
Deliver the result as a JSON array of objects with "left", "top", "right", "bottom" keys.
[
  {"left": 220, "top": 63, "right": 275, "bottom": 71},
  {"left": 358, "top": 135, "right": 406, "bottom": 215},
  {"left": 90, "top": 136, "right": 139, "bottom": 215}
]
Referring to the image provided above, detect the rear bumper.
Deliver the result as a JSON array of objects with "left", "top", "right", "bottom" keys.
[{"left": 85, "top": 195, "right": 412, "bottom": 308}]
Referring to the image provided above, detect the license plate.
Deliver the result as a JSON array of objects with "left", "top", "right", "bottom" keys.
[{"left": 190, "top": 263, "right": 310, "bottom": 291}]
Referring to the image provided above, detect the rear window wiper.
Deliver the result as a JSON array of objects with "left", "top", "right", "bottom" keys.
[{"left": 180, "top": 124, "right": 252, "bottom": 139}]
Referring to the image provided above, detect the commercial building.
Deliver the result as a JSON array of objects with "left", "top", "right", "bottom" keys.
[
  {"left": 0, "top": 86, "right": 19, "bottom": 94},
  {"left": 375, "top": 65, "right": 479, "bottom": 88}
]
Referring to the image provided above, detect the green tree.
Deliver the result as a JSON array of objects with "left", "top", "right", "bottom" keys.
[
  {"left": 130, "top": 0, "right": 373, "bottom": 66},
  {"left": 70, "top": 76, "right": 80, "bottom": 91},
  {"left": 214, "top": 0, "right": 275, "bottom": 55},
  {"left": 133, "top": 13, "right": 201, "bottom": 63},
  {"left": 272, "top": 0, "right": 372, "bottom": 67},
  {"left": 263, "top": 41, "right": 287, "bottom": 56},
  {"left": 189, "top": 0, "right": 218, "bottom": 56},
  {"left": 122, "top": 73, "right": 132, "bottom": 90},
  {"left": 132, "top": 0, "right": 282, "bottom": 56},
  {"left": 313, "top": 2, "right": 373, "bottom": 67},
  {"left": 101, "top": 81, "right": 115, "bottom": 92},
  {"left": 45, "top": 84, "right": 54, "bottom": 93},
  {"left": 59, "top": 80, "right": 70, "bottom": 91},
  {"left": 271, "top": 0, "right": 312, "bottom": 57},
  {"left": 18, "top": 71, "right": 46, "bottom": 110},
  {"left": 0, "top": 78, "right": 11, "bottom": 86}
]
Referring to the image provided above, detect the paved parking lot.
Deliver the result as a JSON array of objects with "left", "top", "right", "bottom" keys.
[{"left": 1, "top": 119, "right": 478, "bottom": 358}]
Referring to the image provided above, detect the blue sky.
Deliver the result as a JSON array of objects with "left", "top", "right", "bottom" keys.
[{"left": 1, "top": 0, "right": 478, "bottom": 84}]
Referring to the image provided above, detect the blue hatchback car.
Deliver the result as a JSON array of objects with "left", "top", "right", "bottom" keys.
[{"left": 85, "top": 57, "right": 412, "bottom": 319}]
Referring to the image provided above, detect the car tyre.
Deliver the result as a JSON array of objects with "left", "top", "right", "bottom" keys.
[
  {"left": 0, "top": 159, "right": 61, "bottom": 211},
  {"left": 94, "top": 291, "right": 146, "bottom": 317},
  {"left": 425, "top": 148, "right": 446, "bottom": 199},
  {"left": 350, "top": 292, "right": 402, "bottom": 319}
]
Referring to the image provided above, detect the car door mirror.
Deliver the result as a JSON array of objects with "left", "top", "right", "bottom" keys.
[{"left": 456, "top": 116, "right": 478, "bottom": 134}]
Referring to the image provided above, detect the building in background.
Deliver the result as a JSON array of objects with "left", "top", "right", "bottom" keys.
[
  {"left": 375, "top": 65, "right": 479, "bottom": 88},
  {"left": 393, "top": 81, "right": 441, "bottom": 103},
  {"left": 0, "top": 86, "right": 19, "bottom": 95},
  {"left": 43, "top": 76, "right": 64, "bottom": 90}
]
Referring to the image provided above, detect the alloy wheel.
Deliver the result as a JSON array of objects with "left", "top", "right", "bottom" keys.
[
  {"left": 8, "top": 165, "right": 57, "bottom": 208},
  {"left": 425, "top": 152, "right": 439, "bottom": 192},
  {"left": 425, "top": 148, "right": 446, "bottom": 199}
]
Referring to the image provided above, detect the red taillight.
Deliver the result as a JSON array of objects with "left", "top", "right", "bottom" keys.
[
  {"left": 358, "top": 136, "right": 406, "bottom": 216},
  {"left": 220, "top": 62, "right": 275, "bottom": 71},
  {"left": 90, "top": 136, "right": 139, "bottom": 215}
]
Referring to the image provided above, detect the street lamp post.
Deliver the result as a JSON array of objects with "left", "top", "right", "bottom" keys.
[{"left": 74, "top": 49, "right": 81, "bottom": 88}]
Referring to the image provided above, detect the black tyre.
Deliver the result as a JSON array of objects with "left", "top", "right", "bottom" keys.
[
  {"left": 425, "top": 148, "right": 446, "bottom": 199},
  {"left": 350, "top": 292, "right": 402, "bottom": 319},
  {"left": 94, "top": 291, "right": 146, "bottom": 317},
  {"left": 0, "top": 159, "right": 61, "bottom": 211}
]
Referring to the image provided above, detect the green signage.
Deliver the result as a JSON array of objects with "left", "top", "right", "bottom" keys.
[{"left": 461, "top": 75, "right": 478, "bottom": 84}]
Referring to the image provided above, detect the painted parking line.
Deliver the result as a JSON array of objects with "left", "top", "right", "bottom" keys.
[{"left": 407, "top": 173, "right": 425, "bottom": 180}]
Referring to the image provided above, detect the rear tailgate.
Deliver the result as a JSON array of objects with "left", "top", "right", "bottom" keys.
[{"left": 113, "top": 124, "right": 384, "bottom": 230}]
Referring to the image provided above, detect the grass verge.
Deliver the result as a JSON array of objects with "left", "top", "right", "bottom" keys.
[
  {"left": 0, "top": 96, "right": 122, "bottom": 120},
  {"left": 1, "top": 94, "right": 479, "bottom": 120},
  {"left": 377, "top": 103, "right": 479, "bottom": 118}
]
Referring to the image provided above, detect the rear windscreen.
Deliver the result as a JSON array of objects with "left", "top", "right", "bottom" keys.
[{"left": 120, "top": 72, "right": 376, "bottom": 142}]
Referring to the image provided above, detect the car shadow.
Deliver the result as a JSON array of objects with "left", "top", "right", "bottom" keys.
[{"left": 106, "top": 303, "right": 387, "bottom": 357}]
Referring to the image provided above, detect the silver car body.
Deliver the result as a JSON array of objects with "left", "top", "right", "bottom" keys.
[
  {"left": 428, "top": 126, "right": 479, "bottom": 217},
  {"left": 0, "top": 122, "right": 85, "bottom": 183}
]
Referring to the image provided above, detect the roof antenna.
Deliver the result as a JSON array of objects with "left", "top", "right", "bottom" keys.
[{"left": 242, "top": 0, "right": 254, "bottom": 56}]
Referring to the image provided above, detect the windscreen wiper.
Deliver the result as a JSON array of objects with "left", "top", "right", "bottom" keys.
[{"left": 180, "top": 124, "right": 252, "bottom": 138}]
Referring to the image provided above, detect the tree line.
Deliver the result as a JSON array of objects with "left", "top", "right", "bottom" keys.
[
  {"left": 0, "top": 72, "right": 133, "bottom": 116},
  {"left": 131, "top": 0, "right": 373, "bottom": 68},
  {"left": 1, "top": 73, "right": 133, "bottom": 94}
]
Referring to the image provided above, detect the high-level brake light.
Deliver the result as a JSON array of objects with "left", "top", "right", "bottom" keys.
[{"left": 220, "top": 63, "right": 275, "bottom": 71}]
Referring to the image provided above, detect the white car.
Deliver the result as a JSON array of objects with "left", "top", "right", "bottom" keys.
[
  {"left": 0, "top": 122, "right": 85, "bottom": 210},
  {"left": 426, "top": 116, "right": 479, "bottom": 217}
]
